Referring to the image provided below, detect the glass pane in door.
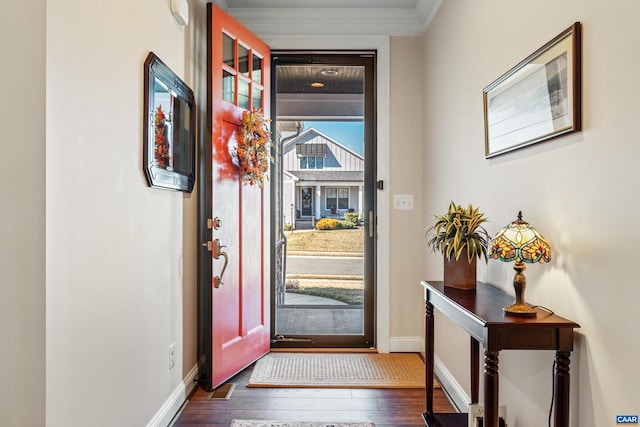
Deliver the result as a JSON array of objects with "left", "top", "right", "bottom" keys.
[{"left": 273, "top": 54, "right": 374, "bottom": 348}]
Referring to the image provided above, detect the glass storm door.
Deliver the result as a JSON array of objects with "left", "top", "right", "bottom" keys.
[{"left": 271, "top": 52, "right": 376, "bottom": 349}]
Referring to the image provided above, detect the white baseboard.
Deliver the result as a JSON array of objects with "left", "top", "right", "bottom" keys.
[
  {"left": 433, "top": 353, "right": 470, "bottom": 413},
  {"left": 389, "top": 336, "right": 423, "bottom": 352},
  {"left": 412, "top": 337, "right": 470, "bottom": 413},
  {"left": 147, "top": 364, "right": 198, "bottom": 427}
]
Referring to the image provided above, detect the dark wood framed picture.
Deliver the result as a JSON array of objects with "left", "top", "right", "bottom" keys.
[
  {"left": 483, "top": 22, "right": 582, "bottom": 158},
  {"left": 143, "top": 52, "right": 196, "bottom": 192}
]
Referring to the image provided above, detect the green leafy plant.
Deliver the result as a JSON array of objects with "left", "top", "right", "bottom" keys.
[
  {"left": 425, "top": 201, "right": 490, "bottom": 262},
  {"left": 338, "top": 220, "right": 356, "bottom": 229},
  {"left": 343, "top": 212, "right": 360, "bottom": 225}
]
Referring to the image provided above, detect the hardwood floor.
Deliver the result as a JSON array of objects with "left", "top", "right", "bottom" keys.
[{"left": 173, "top": 360, "right": 455, "bottom": 427}]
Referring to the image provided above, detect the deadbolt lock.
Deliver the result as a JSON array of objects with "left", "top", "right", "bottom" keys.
[{"left": 207, "top": 217, "right": 222, "bottom": 230}]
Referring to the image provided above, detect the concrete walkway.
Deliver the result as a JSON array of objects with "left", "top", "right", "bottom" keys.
[{"left": 283, "top": 292, "right": 348, "bottom": 305}]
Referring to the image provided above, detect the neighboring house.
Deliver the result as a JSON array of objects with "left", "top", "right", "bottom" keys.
[{"left": 282, "top": 128, "right": 364, "bottom": 226}]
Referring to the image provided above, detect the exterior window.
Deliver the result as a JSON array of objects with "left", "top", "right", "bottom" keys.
[
  {"left": 338, "top": 188, "right": 349, "bottom": 209},
  {"left": 326, "top": 187, "right": 349, "bottom": 211},
  {"left": 326, "top": 188, "right": 337, "bottom": 210},
  {"left": 299, "top": 156, "right": 323, "bottom": 169}
]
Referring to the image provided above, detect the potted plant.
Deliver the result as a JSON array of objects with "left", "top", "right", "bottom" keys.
[{"left": 425, "top": 201, "right": 490, "bottom": 290}]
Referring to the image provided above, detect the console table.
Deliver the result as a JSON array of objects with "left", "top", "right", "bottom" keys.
[{"left": 420, "top": 280, "right": 579, "bottom": 427}]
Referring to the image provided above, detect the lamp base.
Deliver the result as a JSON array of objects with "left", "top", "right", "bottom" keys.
[{"left": 503, "top": 303, "right": 537, "bottom": 317}]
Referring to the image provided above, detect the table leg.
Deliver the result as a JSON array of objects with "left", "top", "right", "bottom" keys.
[
  {"left": 471, "top": 337, "right": 479, "bottom": 403},
  {"left": 484, "top": 350, "right": 499, "bottom": 427},
  {"left": 554, "top": 351, "right": 571, "bottom": 427},
  {"left": 424, "top": 301, "right": 435, "bottom": 418}
]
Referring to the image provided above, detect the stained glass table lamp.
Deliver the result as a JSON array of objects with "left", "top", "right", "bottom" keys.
[{"left": 488, "top": 211, "right": 551, "bottom": 316}]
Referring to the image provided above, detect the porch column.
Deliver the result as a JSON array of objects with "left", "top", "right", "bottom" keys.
[
  {"left": 315, "top": 185, "right": 322, "bottom": 219},
  {"left": 358, "top": 185, "right": 364, "bottom": 216}
]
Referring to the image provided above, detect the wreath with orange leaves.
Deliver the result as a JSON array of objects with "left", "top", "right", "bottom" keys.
[
  {"left": 235, "top": 108, "right": 272, "bottom": 187},
  {"left": 154, "top": 105, "right": 170, "bottom": 169}
]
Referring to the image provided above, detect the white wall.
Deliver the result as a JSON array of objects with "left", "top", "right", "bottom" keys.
[
  {"left": 0, "top": 1, "right": 46, "bottom": 426},
  {"left": 388, "top": 36, "right": 426, "bottom": 344},
  {"left": 420, "top": 1, "right": 640, "bottom": 426},
  {"left": 45, "top": 0, "right": 203, "bottom": 425}
]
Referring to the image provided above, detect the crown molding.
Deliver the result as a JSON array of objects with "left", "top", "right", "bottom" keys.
[{"left": 211, "top": 0, "right": 441, "bottom": 37}]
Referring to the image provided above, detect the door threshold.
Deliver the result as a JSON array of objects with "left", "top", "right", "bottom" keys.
[{"left": 270, "top": 347, "right": 378, "bottom": 353}]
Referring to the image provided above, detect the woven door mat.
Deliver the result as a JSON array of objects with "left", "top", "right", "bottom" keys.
[{"left": 247, "top": 352, "right": 432, "bottom": 388}]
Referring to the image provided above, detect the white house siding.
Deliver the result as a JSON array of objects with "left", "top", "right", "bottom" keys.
[
  {"left": 283, "top": 130, "right": 364, "bottom": 172},
  {"left": 283, "top": 129, "right": 364, "bottom": 219},
  {"left": 283, "top": 179, "right": 296, "bottom": 226}
]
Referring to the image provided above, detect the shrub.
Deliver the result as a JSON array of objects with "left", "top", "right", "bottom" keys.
[
  {"left": 316, "top": 218, "right": 358, "bottom": 230},
  {"left": 285, "top": 278, "right": 299, "bottom": 290},
  {"left": 284, "top": 223, "right": 292, "bottom": 231},
  {"left": 338, "top": 220, "right": 356, "bottom": 229},
  {"left": 316, "top": 218, "right": 341, "bottom": 230},
  {"left": 344, "top": 212, "right": 360, "bottom": 225}
]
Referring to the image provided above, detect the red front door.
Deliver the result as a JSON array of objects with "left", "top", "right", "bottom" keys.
[{"left": 204, "top": 4, "right": 271, "bottom": 389}]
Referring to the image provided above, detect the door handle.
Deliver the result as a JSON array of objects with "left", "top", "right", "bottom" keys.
[
  {"left": 213, "top": 239, "right": 228, "bottom": 288},
  {"left": 362, "top": 211, "right": 375, "bottom": 238}
]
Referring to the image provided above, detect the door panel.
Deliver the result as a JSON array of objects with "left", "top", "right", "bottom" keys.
[{"left": 199, "top": 4, "right": 270, "bottom": 390}]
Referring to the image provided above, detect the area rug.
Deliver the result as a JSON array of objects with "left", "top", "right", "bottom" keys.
[
  {"left": 247, "top": 352, "right": 427, "bottom": 388},
  {"left": 230, "top": 421, "right": 375, "bottom": 427}
]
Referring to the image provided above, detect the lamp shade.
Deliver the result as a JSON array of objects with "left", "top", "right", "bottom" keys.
[{"left": 488, "top": 211, "right": 551, "bottom": 264}]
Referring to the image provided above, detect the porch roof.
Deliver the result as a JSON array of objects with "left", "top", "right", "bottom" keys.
[{"left": 288, "top": 170, "right": 364, "bottom": 182}]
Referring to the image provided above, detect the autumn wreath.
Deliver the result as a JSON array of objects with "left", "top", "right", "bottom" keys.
[
  {"left": 154, "top": 105, "right": 170, "bottom": 169},
  {"left": 235, "top": 108, "right": 272, "bottom": 187}
]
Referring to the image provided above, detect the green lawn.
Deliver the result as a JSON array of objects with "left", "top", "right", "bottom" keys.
[
  {"left": 286, "top": 288, "right": 363, "bottom": 305},
  {"left": 284, "top": 229, "right": 364, "bottom": 303},
  {"left": 285, "top": 228, "right": 364, "bottom": 254}
]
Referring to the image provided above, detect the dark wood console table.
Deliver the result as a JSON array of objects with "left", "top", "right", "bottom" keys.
[{"left": 420, "top": 280, "right": 579, "bottom": 427}]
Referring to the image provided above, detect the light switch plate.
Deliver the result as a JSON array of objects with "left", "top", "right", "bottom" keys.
[{"left": 393, "top": 194, "right": 413, "bottom": 210}]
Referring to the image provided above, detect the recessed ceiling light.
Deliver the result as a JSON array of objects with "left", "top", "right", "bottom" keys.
[
  {"left": 310, "top": 82, "right": 325, "bottom": 88},
  {"left": 321, "top": 69, "right": 339, "bottom": 76}
]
